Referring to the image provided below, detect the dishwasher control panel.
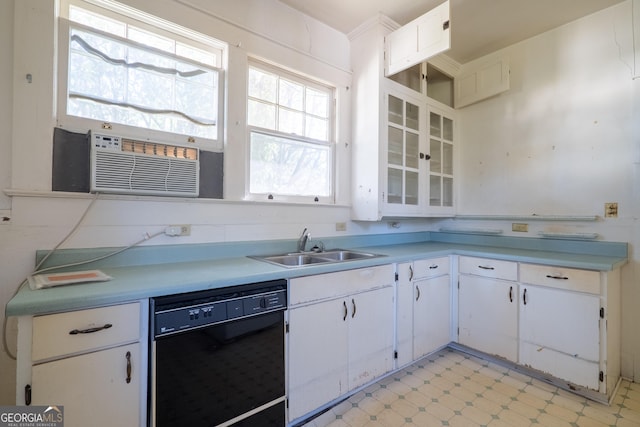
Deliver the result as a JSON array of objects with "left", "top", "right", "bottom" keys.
[{"left": 152, "top": 280, "right": 287, "bottom": 337}]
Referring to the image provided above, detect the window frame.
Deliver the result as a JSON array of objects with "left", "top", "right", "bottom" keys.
[
  {"left": 57, "top": 0, "right": 226, "bottom": 150},
  {"left": 246, "top": 60, "right": 336, "bottom": 204}
]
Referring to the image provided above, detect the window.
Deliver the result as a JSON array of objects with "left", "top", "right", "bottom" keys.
[
  {"left": 247, "top": 62, "right": 334, "bottom": 202},
  {"left": 58, "top": 0, "right": 225, "bottom": 147}
]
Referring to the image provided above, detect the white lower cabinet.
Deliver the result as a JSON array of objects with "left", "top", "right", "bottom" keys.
[
  {"left": 457, "top": 258, "right": 621, "bottom": 401},
  {"left": 519, "top": 285, "right": 600, "bottom": 389},
  {"left": 458, "top": 257, "right": 519, "bottom": 362},
  {"left": 288, "top": 265, "right": 395, "bottom": 422},
  {"left": 16, "top": 302, "right": 147, "bottom": 427},
  {"left": 397, "top": 257, "right": 451, "bottom": 367},
  {"left": 458, "top": 275, "right": 518, "bottom": 362},
  {"left": 31, "top": 343, "right": 142, "bottom": 427},
  {"left": 519, "top": 263, "right": 621, "bottom": 398}
]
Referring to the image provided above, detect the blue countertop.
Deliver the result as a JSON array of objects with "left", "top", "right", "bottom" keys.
[{"left": 6, "top": 232, "right": 628, "bottom": 317}]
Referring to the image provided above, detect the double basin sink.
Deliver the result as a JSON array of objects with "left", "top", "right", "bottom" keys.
[{"left": 251, "top": 249, "right": 384, "bottom": 268}]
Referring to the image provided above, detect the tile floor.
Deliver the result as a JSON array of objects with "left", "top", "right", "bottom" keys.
[{"left": 303, "top": 348, "right": 640, "bottom": 427}]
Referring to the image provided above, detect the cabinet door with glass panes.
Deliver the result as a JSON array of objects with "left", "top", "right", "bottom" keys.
[
  {"left": 383, "top": 86, "right": 426, "bottom": 216},
  {"left": 427, "top": 104, "right": 455, "bottom": 214}
]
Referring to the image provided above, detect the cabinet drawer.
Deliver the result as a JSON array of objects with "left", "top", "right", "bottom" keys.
[
  {"left": 413, "top": 257, "right": 450, "bottom": 279},
  {"left": 520, "top": 263, "right": 600, "bottom": 294},
  {"left": 459, "top": 256, "right": 518, "bottom": 281},
  {"left": 290, "top": 264, "right": 394, "bottom": 305},
  {"left": 32, "top": 303, "right": 141, "bottom": 362}
]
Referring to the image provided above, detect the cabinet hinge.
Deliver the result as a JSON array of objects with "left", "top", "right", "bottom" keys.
[
  {"left": 600, "top": 307, "right": 605, "bottom": 319},
  {"left": 285, "top": 322, "right": 289, "bottom": 333},
  {"left": 395, "top": 272, "right": 399, "bottom": 282},
  {"left": 599, "top": 371, "right": 604, "bottom": 382},
  {"left": 394, "top": 351, "right": 398, "bottom": 359}
]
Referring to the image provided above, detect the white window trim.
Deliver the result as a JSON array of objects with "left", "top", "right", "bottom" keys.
[{"left": 56, "top": 0, "right": 227, "bottom": 150}]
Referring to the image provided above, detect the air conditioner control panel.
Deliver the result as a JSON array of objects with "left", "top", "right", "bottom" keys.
[{"left": 93, "top": 133, "right": 122, "bottom": 150}]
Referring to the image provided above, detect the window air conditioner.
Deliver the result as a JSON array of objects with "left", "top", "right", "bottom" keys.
[{"left": 90, "top": 132, "right": 199, "bottom": 197}]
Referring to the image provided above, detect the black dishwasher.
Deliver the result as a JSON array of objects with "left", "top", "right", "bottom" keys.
[{"left": 149, "top": 280, "right": 287, "bottom": 427}]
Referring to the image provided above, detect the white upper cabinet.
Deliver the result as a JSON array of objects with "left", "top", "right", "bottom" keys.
[
  {"left": 385, "top": 0, "right": 451, "bottom": 76},
  {"left": 455, "top": 56, "right": 510, "bottom": 108}
]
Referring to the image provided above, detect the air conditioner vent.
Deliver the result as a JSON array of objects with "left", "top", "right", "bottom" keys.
[{"left": 91, "top": 133, "right": 199, "bottom": 197}]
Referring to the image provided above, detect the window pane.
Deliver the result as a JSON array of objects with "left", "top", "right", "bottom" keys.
[
  {"left": 247, "top": 100, "right": 276, "bottom": 129},
  {"left": 306, "top": 116, "right": 327, "bottom": 141},
  {"left": 67, "top": 27, "right": 218, "bottom": 139},
  {"left": 250, "top": 132, "right": 331, "bottom": 197},
  {"left": 388, "top": 95, "right": 403, "bottom": 126},
  {"left": 248, "top": 68, "right": 277, "bottom": 102},
  {"left": 406, "top": 132, "right": 419, "bottom": 169},
  {"left": 306, "top": 87, "right": 328, "bottom": 118},
  {"left": 387, "top": 168, "right": 403, "bottom": 204},
  {"left": 388, "top": 127, "right": 403, "bottom": 166},
  {"left": 128, "top": 26, "right": 175, "bottom": 54},
  {"left": 279, "top": 79, "right": 303, "bottom": 111},
  {"left": 443, "top": 117, "right": 453, "bottom": 141},
  {"left": 406, "top": 171, "right": 419, "bottom": 205},
  {"left": 443, "top": 142, "right": 453, "bottom": 175},
  {"left": 69, "top": 6, "right": 125, "bottom": 37},
  {"left": 278, "top": 108, "right": 304, "bottom": 135}
]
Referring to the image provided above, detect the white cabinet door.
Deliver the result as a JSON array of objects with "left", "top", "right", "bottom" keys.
[
  {"left": 31, "top": 343, "right": 141, "bottom": 427},
  {"left": 288, "top": 299, "right": 349, "bottom": 421},
  {"left": 385, "top": 0, "right": 451, "bottom": 76},
  {"left": 396, "top": 262, "right": 414, "bottom": 367},
  {"left": 348, "top": 287, "right": 395, "bottom": 389},
  {"left": 458, "top": 275, "right": 518, "bottom": 362},
  {"left": 383, "top": 88, "right": 426, "bottom": 216},
  {"left": 519, "top": 285, "right": 601, "bottom": 389},
  {"left": 414, "top": 275, "right": 451, "bottom": 358},
  {"left": 455, "top": 56, "right": 510, "bottom": 108}
]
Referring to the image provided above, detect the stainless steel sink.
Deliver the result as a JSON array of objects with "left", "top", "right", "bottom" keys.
[
  {"left": 250, "top": 249, "right": 384, "bottom": 268},
  {"left": 318, "top": 249, "right": 381, "bottom": 261}
]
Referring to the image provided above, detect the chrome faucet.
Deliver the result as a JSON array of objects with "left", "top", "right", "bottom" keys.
[{"left": 297, "top": 228, "right": 310, "bottom": 252}]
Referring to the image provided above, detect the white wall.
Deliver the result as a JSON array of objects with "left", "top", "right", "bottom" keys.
[{"left": 437, "top": 0, "right": 640, "bottom": 382}]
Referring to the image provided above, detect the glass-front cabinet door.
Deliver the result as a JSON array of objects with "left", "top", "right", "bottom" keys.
[
  {"left": 386, "top": 92, "right": 423, "bottom": 214},
  {"left": 428, "top": 106, "right": 454, "bottom": 212}
]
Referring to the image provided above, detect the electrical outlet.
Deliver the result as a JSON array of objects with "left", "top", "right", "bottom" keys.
[
  {"left": 605, "top": 203, "right": 618, "bottom": 218},
  {"left": 512, "top": 223, "right": 528, "bottom": 232},
  {"left": 335, "top": 222, "right": 347, "bottom": 232},
  {"left": 165, "top": 224, "right": 191, "bottom": 236}
]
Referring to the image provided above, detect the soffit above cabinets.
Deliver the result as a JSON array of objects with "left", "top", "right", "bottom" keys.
[{"left": 278, "top": 0, "right": 625, "bottom": 63}]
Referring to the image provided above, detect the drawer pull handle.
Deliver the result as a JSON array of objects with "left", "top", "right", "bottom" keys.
[
  {"left": 125, "top": 351, "right": 132, "bottom": 384},
  {"left": 523, "top": 288, "right": 528, "bottom": 305},
  {"left": 546, "top": 275, "right": 569, "bottom": 280},
  {"left": 409, "top": 265, "right": 414, "bottom": 281},
  {"left": 478, "top": 265, "right": 495, "bottom": 270},
  {"left": 343, "top": 301, "right": 348, "bottom": 321},
  {"left": 351, "top": 298, "right": 357, "bottom": 318},
  {"left": 25, "top": 384, "right": 31, "bottom": 406},
  {"left": 509, "top": 286, "right": 513, "bottom": 302},
  {"left": 69, "top": 323, "right": 112, "bottom": 335},
  {"left": 416, "top": 285, "right": 421, "bottom": 301},
  {"left": 429, "top": 265, "right": 439, "bottom": 269}
]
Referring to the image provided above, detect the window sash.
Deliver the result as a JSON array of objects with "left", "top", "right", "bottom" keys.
[
  {"left": 248, "top": 128, "right": 334, "bottom": 202},
  {"left": 57, "top": 2, "right": 225, "bottom": 148}
]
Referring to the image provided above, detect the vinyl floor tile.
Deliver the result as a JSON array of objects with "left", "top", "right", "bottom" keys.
[{"left": 304, "top": 348, "right": 640, "bottom": 427}]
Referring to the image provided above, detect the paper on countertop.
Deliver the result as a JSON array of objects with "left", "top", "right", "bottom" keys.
[{"left": 28, "top": 270, "right": 112, "bottom": 290}]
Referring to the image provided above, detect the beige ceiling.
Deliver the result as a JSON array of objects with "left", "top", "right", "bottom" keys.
[{"left": 278, "top": 0, "right": 625, "bottom": 63}]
